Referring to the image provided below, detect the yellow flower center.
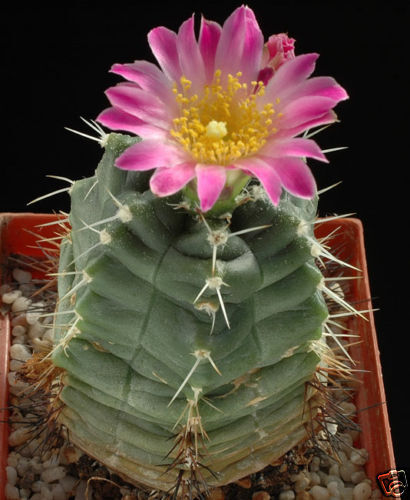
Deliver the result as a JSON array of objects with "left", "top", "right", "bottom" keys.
[{"left": 170, "top": 70, "right": 280, "bottom": 165}]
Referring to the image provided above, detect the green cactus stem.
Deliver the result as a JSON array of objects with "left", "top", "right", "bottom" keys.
[{"left": 51, "top": 133, "right": 329, "bottom": 492}]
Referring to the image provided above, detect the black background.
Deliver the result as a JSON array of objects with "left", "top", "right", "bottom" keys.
[{"left": 2, "top": 0, "right": 409, "bottom": 473}]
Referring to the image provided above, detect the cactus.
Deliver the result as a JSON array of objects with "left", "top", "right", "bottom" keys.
[{"left": 48, "top": 6, "right": 349, "bottom": 496}]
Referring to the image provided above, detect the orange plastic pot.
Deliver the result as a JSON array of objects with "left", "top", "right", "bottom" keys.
[
  {"left": 0, "top": 213, "right": 62, "bottom": 494},
  {"left": 0, "top": 213, "right": 396, "bottom": 498}
]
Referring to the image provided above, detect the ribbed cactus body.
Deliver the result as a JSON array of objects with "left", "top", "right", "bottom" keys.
[{"left": 53, "top": 133, "right": 327, "bottom": 490}]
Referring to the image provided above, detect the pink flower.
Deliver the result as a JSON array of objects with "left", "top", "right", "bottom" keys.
[
  {"left": 97, "top": 6, "right": 348, "bottom": 212},
  {"left": 257, "top": 34, "right": 295, "bottom": 90},
  {"left": 266, "top": 33, "right": 296, "bottom": 67}
]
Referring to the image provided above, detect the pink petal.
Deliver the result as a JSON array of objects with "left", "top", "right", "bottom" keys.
[
  {"left": 105, "top": 84, "right": 170, "bottom": 129},
  {"left": 236, "top": 158, "right": 282, "bottom": 205},
  {"left": 274, "top": 110, "right": 338, "bottom": 140},
  {"left": 115, "top": 140, "right": 186, "bottom": 171},
  {"left": 263, "top": 157, "right": 316, "bottom": 199},
  {"left": 262, "top": 138, "right": 328, "bottom": 162},
  {"left": 196, "top": 164, "right": 226, "bottom": 212},
  {"left": 286, "top": 76, "right": 349, "bottom": 103},
  {"left": 214, "top": 6, "right": 247, "bottom": 77},
  {"left": 263, "top": 53, "right": 319, "bottom": 103},
  {"left": 239, "top": 7, "right": 264, "bottom": 83},
  {"left": 147, "top": 26, "right": 182, "bottom": 82},
  {"left": 198, "top": 17, "right": 222, "bottom": 83},
  {"left": 177, "top": 16, "right": 205, "bottom": 90},
  {"left": 150, "top": 163, "right": 196, "bottom": 197},
  {"left": 97, "top": 107, "right": 167, "bottom": 139},
  {"left": 215, "top": 6, "right": 263, "bottom": 82},
  {"left": 279, "top": 96, "right": 338, "bottom": 129},
  {"left": 110, "top": 61, "right": 175, "bottom": 108}
]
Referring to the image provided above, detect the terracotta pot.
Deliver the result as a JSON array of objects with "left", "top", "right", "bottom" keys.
[{"left": 0, "top": 213, "right": 396, "bottom": 498}]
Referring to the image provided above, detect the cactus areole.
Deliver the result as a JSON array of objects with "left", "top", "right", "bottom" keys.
[{"left": 52, "top": 6, "right": 348, "bottom": 495}]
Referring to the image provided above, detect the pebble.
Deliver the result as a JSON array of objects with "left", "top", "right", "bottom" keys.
[
  {"left": 10, "top": 343, "right": 32, "bottom": 362},
  {"left": 342, "top": 487, "right": 354, "bottom": 500},
  {"left": 12, "top": 324, "right": 27, "bottom": 337},
  {"left": 59, "top": 475, "right": 78, "bottom": 493},
  {"left": 310, "top": 485, "right": 330, "bottom": 500},
  {"left": 2, "top": 289, "right": 22, "bottom": 304},
  {"left": 20, "top": 487, "right": 30, "bottom": 498},
  {"left": 11, "top": 313, "right": 28, "bottom": 327},
  {"left": 295, "top": 477, "right": 311, "bottom": 492},
  {"left": 11, "top": 336, "right": 25, "bottom": 345},
  {"left": 340, "top": 461, "right": 361, "bottom": 482},
  {"left": 11, "top": 295, "right": 31, "bottom": 313},
  {"left": 337, "top": 451, "right": 349, "bottom": 464},
  {"left": 340, "top": 402, "right": 357, "bottom": 416},
  {"left": 26, "top": 301, "right": 44, "bottom": 324},
  {"left": 42, "top": 455, "right": 60, "bottom": 468},
  {"left": 15, "top": 457, "right": 30, "bottom": 476},
  {"left": 296, "top": 492, "right": 312, "bottom": 500},
  {"left": 327, "top": 481, "right": 341, "bottom": 498},
  {"left": 43, "top": 328, "right": 55, "bottom": 343},
  {"left": 339, "top": 433, "right": 354, "bottom": 457},
  {"left": 309, "top": 457, "right": 321, "bottom": 472},
  {"left": 350, "top": 449, "right": 369, "bottom": 466},
  {"left": 41, "top": 465, "right": 67, "bottom": 483},
  {"left": 8, "top": 427, "right": 33, "bottom": 447},
  {"left": 30, "top": 457, "right": 44, "bottom": 474},
  {"left": 19, "top": 444, "right": 34, "bottom": 458},
  {"left": 51, "top": 483, "right": 67, "bottom": 500},
  {"left": 353, "top": 482, "right": 372, "bottom": 500},
  {"left": 13, "top": 268, "right": 32, "bottom": 284},
  {"left": 291, "top": 472, "right": 306, "bottom": 482},
  {"left": 5, "top": 484, "right": 19, "bottom": 500},
  {"left": 317, "top": 471, "right": 328, "bottom": 486},
  {"left": 329, "top": 464, "right": 340, "bottom": 477},
  {"left": 324, "top": 475, "right": 344, "bottom": 490},
  {"left": 252, "top": 492, "right": 271, "bottom": 500},
  {"left": 7, "top": 453, "right": 19, "bottom": 468},
  {"left": 351, "top": 471, "right": 368, "bottom": 484},
  {"left": 40, "top": 486, "right": 54, "bottom": 500},
  {"left": 326, "top": 422, "right": 338, "bottom": 435},
  {"left": 6, "top": 465, "right": 18, "bottom": 486},
  {"left": 9, "top": 358, "right": 24, "bottom": 372},
  {"left": 28, "top": 321, "right": 45, "bottom": 339},
  {"left": 32, "top": 481, "right": 46, "bottom": 493},
  {"left": 279, "top": 491, "right": 296, "bottom": 500},
  {"left": 310, "top": 472, "right": 321, "bottom": 486},
  {"left": 236, "top": 477, "right": 252, "bottom": 488}
]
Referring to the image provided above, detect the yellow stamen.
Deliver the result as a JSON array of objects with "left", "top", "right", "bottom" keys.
[{"left": 170, "top": 71, "right": 280, "bottom": 165}]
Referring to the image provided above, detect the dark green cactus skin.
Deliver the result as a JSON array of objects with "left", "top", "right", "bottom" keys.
[{"left": 53, "top": 133, "right": 327, "bottom": 490}]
